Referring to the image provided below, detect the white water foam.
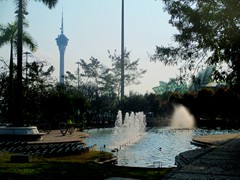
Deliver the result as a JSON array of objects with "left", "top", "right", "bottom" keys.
[{"left": 110, "top": 110, "right": 147, "bottom": 150}]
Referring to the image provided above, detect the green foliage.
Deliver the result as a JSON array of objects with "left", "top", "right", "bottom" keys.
[
  {"left": 78, "top": 57, "right": 116, "bottom": 95},
  {"left": 153, "top": 0, "right": 240, "bottom": 90},
  {"left": 108, "top": 49, "right": 147, "bottom": 92},
  {"left": 78, "top": 50, "right": 146, "bottom": 98},
  {"left": 0, "top": 21, "right": 37, "bottom": 52},
  {"left": 144, "top": 93, "right": 162, "bottom": 116},
  {"left": 195, "top": 88, "right": 215, "bottom": 120},
  {"left": 213, "top": 87, "right": 240, "bottom": 121},
  {"left": 121, "top": 93, "right": 148, "bottom": 114},
  {"left": 79, "top": 57, "right": 105, "bottom": 85}
]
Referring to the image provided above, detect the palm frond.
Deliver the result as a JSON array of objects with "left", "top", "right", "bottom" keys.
[
  {"left": 22, "top": 32, "right": 38, "bottom": 52},
  {"left": 34, "top": 0, "right": 58, "bottom": 9}
]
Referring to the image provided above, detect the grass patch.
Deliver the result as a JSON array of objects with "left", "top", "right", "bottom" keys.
[{"left": 0, "top": 151, "right": 172, "bottom": 179}]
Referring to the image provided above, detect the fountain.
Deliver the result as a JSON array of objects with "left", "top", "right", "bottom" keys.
[
  {"left": 110, "top": 110, "right": 147, "bottom": 150},
  {"left": 84, "top": 106, "right": 237, "bottom": 167},
  {"left": 0, "top": 125, "right": 44, "bottom": 141},
  {"left": 170, "top": 105, "right": 195, "bottom": 129}
]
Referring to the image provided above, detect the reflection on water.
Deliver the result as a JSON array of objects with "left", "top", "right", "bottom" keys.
[{"left": 84, "top": 127, "right": 238, "bottom": 167}]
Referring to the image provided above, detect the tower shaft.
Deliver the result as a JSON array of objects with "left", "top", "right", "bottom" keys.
[{"left": 56, "top": 11, "right": 69, "bottom": 84}]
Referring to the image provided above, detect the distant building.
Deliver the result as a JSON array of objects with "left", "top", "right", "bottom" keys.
[
  {"left": 153, "top": 80, "right": 188, "bottom": 95},
  {"left": 56, "top": 11, "right": 69, "bottom": 84}
]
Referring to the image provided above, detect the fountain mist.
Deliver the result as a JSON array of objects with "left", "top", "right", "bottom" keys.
[{"left": 170, "top": 105, "right": 195, "bottom": 129}]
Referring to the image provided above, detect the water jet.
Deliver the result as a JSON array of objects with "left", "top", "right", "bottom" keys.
[
  {"left": 170, "top": 105, "right": 195, "bottom": 129},
  {"left": 110, "top": 110, "right": 146, "bottom": 149}
]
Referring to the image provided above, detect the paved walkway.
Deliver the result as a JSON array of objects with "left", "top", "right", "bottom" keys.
[
  {"left": 164, "top": 133, "right": 240, "bottom": 179},
  {"left": 30, "top": 129, "right": 89, "bottom": 144}
]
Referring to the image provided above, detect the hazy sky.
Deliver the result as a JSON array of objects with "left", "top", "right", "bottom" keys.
[{"left": 0, "top": 0, "right": 179, "bottom": 95}]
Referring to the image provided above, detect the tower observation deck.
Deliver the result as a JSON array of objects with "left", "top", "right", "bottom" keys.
[{"left": 56, "top": 11, "right": 69, "bottom": 84}]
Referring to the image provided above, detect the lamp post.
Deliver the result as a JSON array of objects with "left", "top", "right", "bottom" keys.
[
  {"left": 178, "top": 67, "right": 183, "bottom": 84},
  {"left": 76, "top": 61, "right": 81, "bottom": 91},
  {"left": 120, "top": 0, "right": 125, "bottom": 100},
  {"left": 15, "top": 0, "right": 24, "bottom": 126},
  {"left": 24, "top": 51, "right": 31, "bottom": 83}
]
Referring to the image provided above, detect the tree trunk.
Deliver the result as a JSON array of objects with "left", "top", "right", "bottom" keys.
[{"left": 8, "top": 40, "right": 14, "bottom": 125}]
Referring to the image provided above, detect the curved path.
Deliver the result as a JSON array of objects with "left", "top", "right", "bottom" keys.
[{"left": 164, "top": 133, "right": 240, "bottom": 179}]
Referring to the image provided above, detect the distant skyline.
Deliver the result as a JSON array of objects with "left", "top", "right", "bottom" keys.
[{"left": 0, "top": 0, "right": 179, "bottom": 94}]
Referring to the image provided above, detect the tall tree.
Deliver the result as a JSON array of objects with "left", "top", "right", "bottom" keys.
[
  {"left": 79, "top": 51, "right": 146, "bottom": 98},
  {"left": 79, "top": 57, "right": 106, "bottom": 86},
  {"left": 11, "top": 0, "right": 58, "bottom": 126},
  {"left": 108, "top": 50, "right": 147, "bottom": 97},
  {"left": 0, "top": 21, "right": 37, "bottom": 125},
  {"left": 152, "top": 0, "right": 240, "bottom": 91},
  {"left": 79, "top": 57, "right": 116, "bottom": 95}
]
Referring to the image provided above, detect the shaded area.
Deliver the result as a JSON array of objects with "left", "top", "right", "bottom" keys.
[
  {"left": 0, "top": 151, "right": 171, "bottom": 180},
  {"left": 165, "top": 133, "right": 240, "bottom": 179}
]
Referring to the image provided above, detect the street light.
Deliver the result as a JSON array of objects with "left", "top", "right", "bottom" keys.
[
  {"left": 76, "top": 61, "right": 81, "bottom": 90},
  {"left": 120, "top": 0, "right": 125, "bottom": 100},
  {"left": 24, "top": 51, "right": 31, "bottom": 82},
  {"left": 178, "top": 67, "right": 183, "bottom": 84}
]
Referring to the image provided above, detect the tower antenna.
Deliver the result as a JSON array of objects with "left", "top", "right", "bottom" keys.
[{"left": 61, "top": 8, "right": 64, "bottom": 34}]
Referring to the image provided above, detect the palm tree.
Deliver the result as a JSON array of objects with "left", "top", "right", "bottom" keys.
[
  {"left": 14, "top": 0, "right": 58, "bottom": 126},
  {"left": 0, "top": 0, "right": 58, "bottom": 126},
  {"left": 0, "top": 21, "right": 37, "bottom": 125}
]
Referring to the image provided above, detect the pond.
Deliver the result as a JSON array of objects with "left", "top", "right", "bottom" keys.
[{"left": 84, "top": 127, "right": 238, "bottom": 167}]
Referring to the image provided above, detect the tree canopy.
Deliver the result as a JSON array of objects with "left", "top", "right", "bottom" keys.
[
  {"left": 79, "top": 50, "right": 146, "bottom": 98},
  {"left": 108, "top": 49, "right": 147, "bottom": 96},
  {"left": 152, "top": 0, "right": 240, "bottom": 91}
]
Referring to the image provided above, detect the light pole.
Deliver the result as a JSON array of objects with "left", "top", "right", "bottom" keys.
[
  {"left": 24, "top": 51, "right": 31, "bottom": 82},
  {"left": 76, "top": 61, "right": 81, "bottom": 91},
  {"left": 16, "top": 0, "right": 24, "bottom": 127},
  {"left": 120, "top": 0, "right": 125, "bottom": 100},
  {"left": 178, "top": 67, "right": 183, "bottom": 84}
]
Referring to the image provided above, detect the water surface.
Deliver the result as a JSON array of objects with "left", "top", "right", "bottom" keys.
[{"left": 84, "top": 127, "right": 238, "bottom": 167}]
